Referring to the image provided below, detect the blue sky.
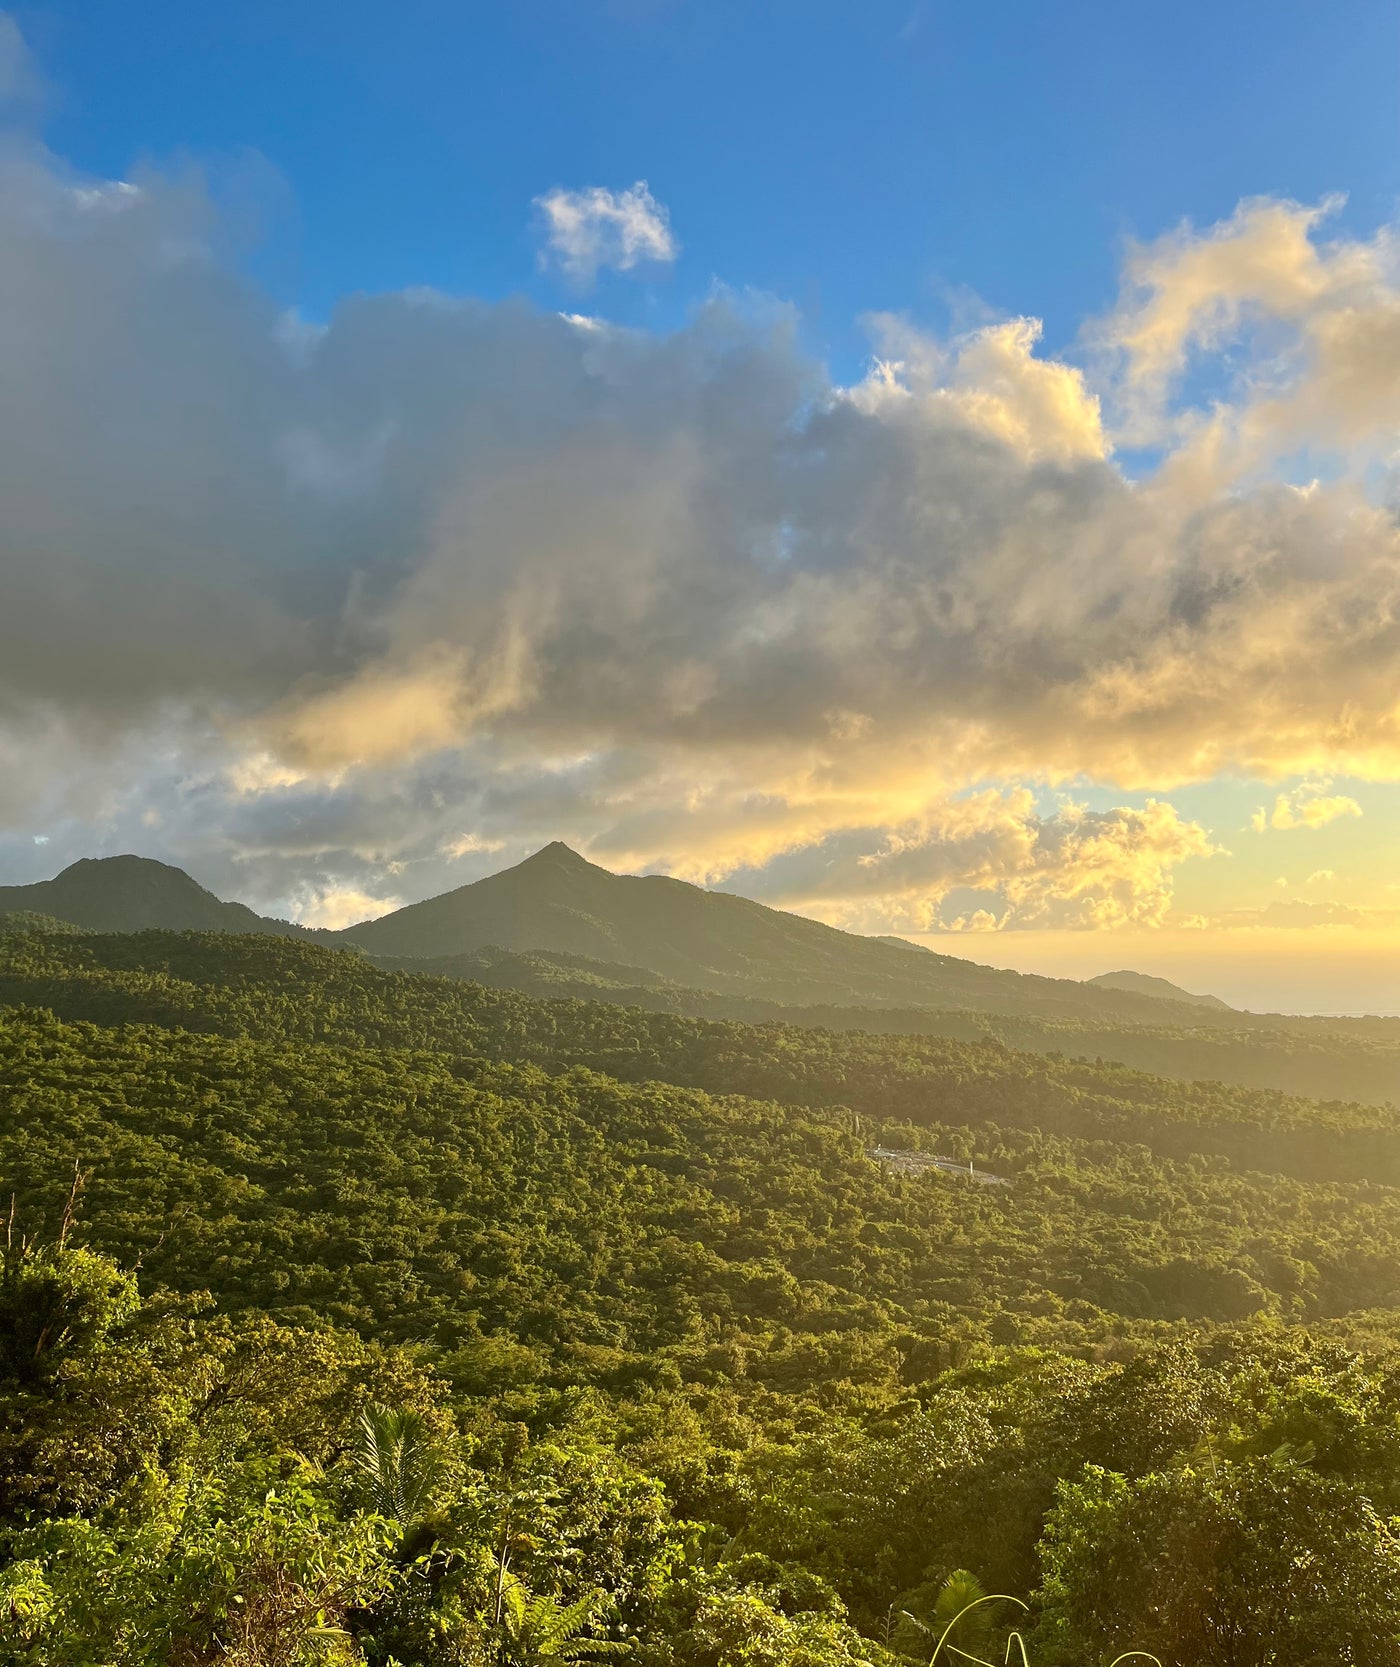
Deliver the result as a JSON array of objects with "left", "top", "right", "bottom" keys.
[
  {"left": 31, "top": 0, "right": 1400, "bottom": 374},
  {"left": 4, "top": 1, "right": 1400, "bottom": 1011}
]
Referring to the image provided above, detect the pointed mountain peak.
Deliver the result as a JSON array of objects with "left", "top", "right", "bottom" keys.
[{"left": 521, "top": 841, "right": 596, "bottom": 869}]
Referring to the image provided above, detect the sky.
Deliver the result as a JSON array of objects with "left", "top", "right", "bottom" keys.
[{"left": 2, "top": 0, "right": 1399, "bottom": 1013}]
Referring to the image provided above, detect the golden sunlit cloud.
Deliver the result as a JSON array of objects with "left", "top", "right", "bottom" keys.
[
  {"left": 1252, "top": 784, "right": 1364, "bottom": 832},
  {"left": 0, "top": 110, "right": 1398, "bottom": 964},
  {"left": 289, "top": 884, "right": 405, "bottom": 931}
]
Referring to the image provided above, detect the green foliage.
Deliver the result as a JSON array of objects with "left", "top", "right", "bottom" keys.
[
  {"left": 6, "top": 952, "right": 1400, "bottom": 1368},
  {"left": 3, "top": 927, "right": 1400, "bottom": 1661},
  {"left": 676, "top": 1588, "right": 881, "bottom": 1667},
  {"left": 354, "top": 1405, "right": 449, "bottom": 1530},
  {"left": 0, "top": 913, "right": 89, "bottom": 939},
  {"left": 1035, "top": 1461, "right": 1400, "bottom": 1665},
  {"left": 0, "top": 1240, "right": 140, "bottom": 1385},
  {"left": 491, "top": 1572, "right": 629, "bottom": 1665},
  {"left": 7, "top": 926, "right": 1400, "bottom": 1176}
]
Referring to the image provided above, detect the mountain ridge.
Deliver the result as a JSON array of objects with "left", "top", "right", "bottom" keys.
[
  {"left": 0, "top": 845, "right": 1256, "bottom": 1025},
  {"left": 336, "top": 843, "right": 1222, "bottom": 1023},
  {"left": 4, "top": 849, "right": 1399, "bottom": 1098}
]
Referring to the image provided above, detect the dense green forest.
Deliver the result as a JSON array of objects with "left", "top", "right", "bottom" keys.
[
  {"left": 4, "top": 924, "right": 1400, "bottom": 1662},
  {"left": 11, "top": 850, "right": 1400, "bottom": 1106},
  {"left": 373, "top": 943, "right": 1400, "bottom": 1108},
  {"left": 5, "top": 927, "right": 1399, "bottom": 1186}
]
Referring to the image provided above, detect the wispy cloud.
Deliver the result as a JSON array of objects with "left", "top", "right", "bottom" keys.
[
  {"left": 719, "top": 795, "right": 1218, "bottom": 934},
  {"left": 1207, "top": 899, "right": 1399, "bottom": 931},
  {"left": 534, "top": 180, "right": 677, "bottom": 283}
]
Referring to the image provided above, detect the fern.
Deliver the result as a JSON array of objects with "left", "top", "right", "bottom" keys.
[{"left": 491, "top": 1569, "right": 630, "bottom": 1664}]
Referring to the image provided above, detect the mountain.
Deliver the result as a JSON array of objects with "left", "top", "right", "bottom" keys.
[
  {"left": 1, "top": 847, "right": 1396, "bottom": 1097},
  {"left": 0, "top": 855, "right": 307, "bottom": 937},
  {"left": 873, "top": 934, "right": 934, "bottom": 954},
  {"left": 362, "top": 941, "right": 1400, "bottom": 1104},
  {"left": 340, "top": 842, "right": 1224, "bottom": 1023},
  {"left": 1087, "top": 969, "right": 1233, "bottom": 1010}
]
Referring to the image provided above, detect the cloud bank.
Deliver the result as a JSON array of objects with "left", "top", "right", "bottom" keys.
[{"left": 2, "top": 62, "right": 1399, "bottom": 930}]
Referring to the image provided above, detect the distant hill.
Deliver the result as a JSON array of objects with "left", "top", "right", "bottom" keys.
[
  {"left": 1087, "top": 969, "right": 1233, "bottom": 1010},
  {"left": 340, "top": 843, "right": 1222, "bottom": 1024},
  {"left": 873, "top": 935, "right": 934, "bottom": 954},
  {"left": 0, "top": 856, "right": 307, "bottom": 938}
]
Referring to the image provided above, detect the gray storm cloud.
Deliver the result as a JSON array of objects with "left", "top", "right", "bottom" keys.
[{"left": 2, "top": 94, "right": 1399, "bottom": 928}]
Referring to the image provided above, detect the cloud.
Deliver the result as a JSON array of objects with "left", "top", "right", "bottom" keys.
[
  {"left": 1099, "top": 196, "right": 1400, "bottom": 473},
  {"left": 0, "top": 23, "right": 1396, "bottom": 927},
  {"left": 717, "top": 794, "right": 1217, "bottom": 933},
  {"left": 1106, "top": 199, "right": 1349, "bottom": 394},
  {"left": 1252, "top": 784, "right": 1363, "bottom": 832},
  {"left": 0, "top": 13, "right": 42, "bottom": 108},
  {"left": 534, "top": 180, "right": 677, "bottom": 282},
  {"left": 289, "top": 883, "right": 403, "bottom": 931},
  {"left": 863, "top": 312, "right": 1108, "bottom": 463}
]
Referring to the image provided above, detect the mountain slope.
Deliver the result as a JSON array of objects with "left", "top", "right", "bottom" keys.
[
  {"left": 339, "top": 842, "right": 1227, "bottom": 1024},
  {"left": 1087, "top": 969, "right": 1233, "bottom": 1010},
  {"left": 364, "top": 943, "right": 1400, "bottom": 1105},
  {"left": 0, "top": 855, "right": 306, "bottom": 937},
  {"left": 4, "top": 924, "right": 1400, "bottom": 1189}
]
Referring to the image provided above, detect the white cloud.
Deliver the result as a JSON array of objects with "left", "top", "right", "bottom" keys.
[
  {"left": 534, "top": 180, "right": 677, "bottom": 283},
  {"left": 1098, "top": 195, "right": 1400, "bottom": 483},
  {"left": 443, "top": 832, "right": 505, "bottom": 860},
  {"left": 862, "top": 312, "right": 1108, "bottom": 463},
  {"left": 722, "top": 794, "right": 1217, "bottom": 934}
]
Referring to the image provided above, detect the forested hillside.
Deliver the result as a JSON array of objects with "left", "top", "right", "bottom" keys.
[
  {"left": 10, "top": 850, "right": 1400, "bottom": 1109},
  {"left": 4, "top": 924, "right": 1400, "bottom": 1662},
  {"left": 338, "top": 843, "right": 1215, "bottom": 1025},
  {"left": 4, "top": 926, "right": 1398, "bottom": 1182},
  {"left": 375, "top": 941, "right": 1400, "bottom": 1107}
]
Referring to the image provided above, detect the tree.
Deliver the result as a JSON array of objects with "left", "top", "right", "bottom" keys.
[
  {"left": 1034, "top": 1461, "right": 1400, "bottom": 1666},
  {"left": 354, "top": 1404, "right": 447, "bottom": 1530}
]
